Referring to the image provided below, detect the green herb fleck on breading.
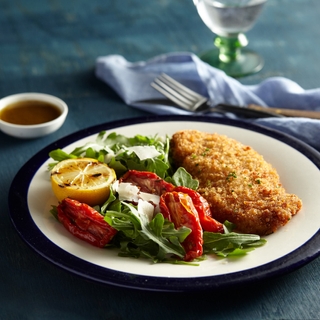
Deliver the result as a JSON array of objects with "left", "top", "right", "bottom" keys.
[
  {"left": 201, "top": 148, "right": 210, "bottom": 156},
  {"left": 226, "top": 171, "right": 237, "bottom": 181}
]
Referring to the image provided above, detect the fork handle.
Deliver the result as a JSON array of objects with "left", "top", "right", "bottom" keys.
[
  {"left": 213, "top": 103, "right": 284, "bottom": 118},
  {"left": 248, "top": 104, "right": 320, "bottom": 119}
]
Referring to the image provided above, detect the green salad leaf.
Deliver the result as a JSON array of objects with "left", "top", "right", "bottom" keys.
[
  {"left": 203, "top": 230, "right": 266, "bottom": 258},
  {"left": 48, "top": 131, "right": 199, "bottom": 190},
  {"left": 203, "top": 220, "right": 266, "bottom": 257},
  {"left": 103, "top": 194, "right": 191, "bottom": 263},
  {"left": 48, "top": 131, "right": 173, "bottom": 178},
  {"left": 166, "top": 167, "right": 199, "bottom": 190},
  {"left": 99, "top": 188, "right": 266, "bottom": 263}
]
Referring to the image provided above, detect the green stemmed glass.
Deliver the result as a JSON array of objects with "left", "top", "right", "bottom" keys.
[{"left": 193, "top": 0, "right": 267, "bottom": 77}]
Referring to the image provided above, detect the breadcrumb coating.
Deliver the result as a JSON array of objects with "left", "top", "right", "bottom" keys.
[{"left": 170, "top": 130, "right": 302, "bottom": 235}]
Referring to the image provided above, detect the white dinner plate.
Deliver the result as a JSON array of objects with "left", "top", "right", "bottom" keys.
[{"left": 9, "top": 115, "right": 320, "bottom": 292}]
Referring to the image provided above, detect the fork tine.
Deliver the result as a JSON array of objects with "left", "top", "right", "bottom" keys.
[
  {"left": 152, "top": 73, "right": 208, "bottom": 112},
  {"left": 159, "top": 73, "right": 205, "bottom": 101},
  {"left": 154, "top": 78, "right": 196, "bottom": 104},
  {"left": 151, "top": 81, "right": 194, "bottom": 111}
]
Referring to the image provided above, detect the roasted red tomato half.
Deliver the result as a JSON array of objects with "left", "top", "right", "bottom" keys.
[
  {"left": 174, "top": 186, "right": 224, "bottom": 234},
  {"left": 160, "top": 191, "right": 203, "bottom": 261},
  {"left": 120, "top": 170, "right": 175, "bottom": 195},
  {"left": 57, "top": 198, "right": 117, "bottom": 248}
]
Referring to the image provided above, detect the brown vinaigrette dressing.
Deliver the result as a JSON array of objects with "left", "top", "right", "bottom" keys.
[{"left": 0, "top": 100, "right": 61, "bottom": 125}]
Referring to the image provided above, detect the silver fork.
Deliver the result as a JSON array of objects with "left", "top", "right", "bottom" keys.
[
  {"left": 151, "top": 73, "right": 320, "bottom": 119},
  {"left": 151, "top": 73, "right": 281, "bottom": 118}
]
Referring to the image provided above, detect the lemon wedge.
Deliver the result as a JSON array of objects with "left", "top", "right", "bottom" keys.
[{"left": 50, "top": 158, "right": 116, "bottom": 206}]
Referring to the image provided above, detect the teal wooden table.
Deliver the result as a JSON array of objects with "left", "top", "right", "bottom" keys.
[{"left": 1, "top": 0, "right": 319, "bottom": 319}]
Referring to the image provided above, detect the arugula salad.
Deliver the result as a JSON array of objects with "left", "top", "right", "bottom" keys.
[{"left": 49, "top": 131, "right": 266, "bottom": 265}]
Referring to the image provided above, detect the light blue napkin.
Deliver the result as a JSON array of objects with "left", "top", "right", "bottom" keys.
[{"left": 95, "top": 52, "right": 320, "bottom": 152}]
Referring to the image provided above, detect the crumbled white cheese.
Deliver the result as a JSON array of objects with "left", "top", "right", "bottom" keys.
[
  {"left": 115, "top": 182, "right": 140, "bottom": 202},
  {"left": 126, "top": 146, "right": 161, "bottom": 160},
  {"left": 137, "top": 199, "right": 155, "bottom": 222},
  {"left": 113, "top": 180, "right": 161, "bottom": 219},
  {"left": 139, "top": 192, "right": 160, "bottom": 213}
]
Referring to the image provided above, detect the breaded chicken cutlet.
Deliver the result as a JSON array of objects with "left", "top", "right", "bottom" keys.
[{"left": 170, "top": 130, "right": 302, "bottom": 236}]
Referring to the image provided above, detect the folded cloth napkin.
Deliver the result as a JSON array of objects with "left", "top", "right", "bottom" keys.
[{"left": 95, "top": 52, "right": 320, "bottom": 152}]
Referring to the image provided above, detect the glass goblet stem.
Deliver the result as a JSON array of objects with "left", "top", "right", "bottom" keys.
[
  {"left": 214, "top": 33, "right": 248, "bottom": 63},
  {"left": 200, "top": 32, "right": 264, "bottom": 77}
]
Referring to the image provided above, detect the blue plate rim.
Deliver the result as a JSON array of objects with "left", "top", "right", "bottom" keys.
[{"left": 8, "top": 115, "right": 320, "bottom": 292}]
